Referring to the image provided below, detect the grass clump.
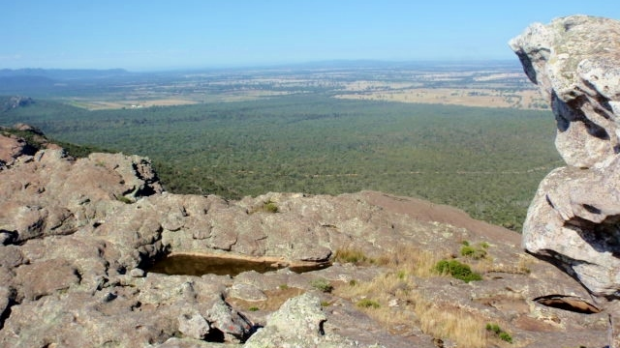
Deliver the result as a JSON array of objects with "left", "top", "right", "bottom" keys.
[
  {"left": 249, "top": 200, "right": 279, "bottom": 214},
  {"left": 435, "top": 259, "right": 482, "bottom": 283},
  {"left": 460, "top": 241, "right": 487, "bottom": 260},
  {"left": 310, "top": 278, "right": 333, "bottom": 293},
  {"left": 486, "top": 323, "right": 512, "bottom": 343},
  {"left": 263, "top": 201, "right": 278, "bottom": 213},
  {"left": 335, "top": 271, "right": 488, "bottom": 348},
  {"left": 334, "top": 247, "right": 392, "bottom": 266},
  {"left": 333, "top": 248, "right": 369, "bottom": 264},
  {"left": 357, "top": 299, "right": 380, "bottom": 309},
  {"left": 248, "top": 306, "right": 259, "bottom": 312},
  {"left": 499, "top": 332, "right": 513, "bottom": 343}
]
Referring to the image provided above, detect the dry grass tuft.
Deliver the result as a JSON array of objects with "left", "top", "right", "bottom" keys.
[
  {"left": 333, "top": 248, "right": 372, "bottom": 265},
  {"left": 376, "top": 244, "right": 445, "bottom": 278},
  {"left": 472, "top": 253, "right": 533, "bottom": 275},
  {"left": 333, "top": 244, "right": 493, "bottom": 348},
  {"left": 333, "top": 247, "right": 391, "bottom": 266},
  {"left": 415, "top": 296, "right": 488, "bottom": 348},
  {"left": 335, "top": 271, "right": 489, "bottom": 348}
]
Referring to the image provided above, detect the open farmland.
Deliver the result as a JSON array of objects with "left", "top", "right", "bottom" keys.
[{"left": 2, "top": 60, "right": 547, "bottom": 111}]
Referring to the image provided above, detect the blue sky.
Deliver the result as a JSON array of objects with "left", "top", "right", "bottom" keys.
[{"left": 2, "top": 0, "right": 619, "bottom": 71}]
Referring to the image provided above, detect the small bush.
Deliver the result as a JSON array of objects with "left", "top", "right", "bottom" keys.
[
  {"left": 357, "top": 299, "right": 380, "bottom": 309},
  {"left": 486, "top": 323, "right": 501, "bottom": 334},
  {"left": 279, "top": 284, "right": 289, "bottom": 290},
  {"left": 460, "top": 245, "right": 477, "bottom": 257},
  {"left": 434, "top": 260, "right": 482, "bottom": 283},
  {"left": 499, "top": 332, "right": 513, "bottom": 343},
  {"left": 320, "top": 301, "right": 331, "bottom": 307},
  {"left": 263, "top": 201, "right": 279, "bottom": 213},
  {"left": 248, "top": 306, "right": 259, "bottom": 312},
  {"left": 460, "top": 242, "right": 487, "bottom": 260},
  {"left": 249, "top": 200, "right": 279, "bottom": 214},
  {"left": 311, "top": 278, "right": 333, "bottom": 293},
  {"left": 349, "top": 279, "right": 358, "bottom": 286},
  {"left": 486, "top": 323, "right": 512, "bottom": 343}
]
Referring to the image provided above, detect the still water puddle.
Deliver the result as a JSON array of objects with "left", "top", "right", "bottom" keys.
[{"left": 148, "top": 254, "right": 330, "bottom": 277}]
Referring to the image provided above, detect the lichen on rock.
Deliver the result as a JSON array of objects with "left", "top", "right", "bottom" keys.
[
  {"left": 511, "top": 14, "right": 620, "bottom": 347},
  {"left": 511, "top": 15, "right": 620, "bottom": 297}
]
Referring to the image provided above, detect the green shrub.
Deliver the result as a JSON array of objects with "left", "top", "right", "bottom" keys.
[
  {"left": 460, "top": 245, "right": 477, "bottom": 257},
  {"left": 499, "top": 332, "right": 513, "bottom": 343},
  {"left": 263, "top": 201, "right": 279, "bottom": 213},
  {"left": 434, "top": 260, "right": 482, "bottom": 283},
  {"left": 486, "top": 323, "right": 512, "bottom": 343},
  {"left": 248, "top": 306, "right": 259, "bottom": 312},
  {"left": 357, "top": 299, "right": 380, "bottom": 309},
  {"left": 249, "top": 200, "right": 279, "bottom": 214},
  {"left": 279, "top": 284, "right": 289, "bottom": 290},
  {"left": 460, "top": 243, "right": 487, "bottom": 260},
  {"left": 310, "top": 278, "right": 333, "bottom": 293},
  {"left": 486, "top": 323, "right": 501, "bottom": 334}
]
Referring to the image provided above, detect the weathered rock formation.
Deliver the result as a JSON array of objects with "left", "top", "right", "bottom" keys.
[
  {"left": 0, "top": 126, "right": 611, "bottom": 347},
  {"left": 510, "top": 14, "right": 620, "bottom": 346}
]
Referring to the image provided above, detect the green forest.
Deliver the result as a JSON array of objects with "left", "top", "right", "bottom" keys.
[{"left": 0, "top": 95, "right": 561, "bottom": 231}]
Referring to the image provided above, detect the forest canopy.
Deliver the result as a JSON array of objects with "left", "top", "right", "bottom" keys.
[{"left": 0, "top": 95, "right": 560, "bottom": 231}]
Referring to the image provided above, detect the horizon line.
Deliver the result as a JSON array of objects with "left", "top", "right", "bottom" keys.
[{"left": 1, "top": 58, "right": 521, "bottom": 73}]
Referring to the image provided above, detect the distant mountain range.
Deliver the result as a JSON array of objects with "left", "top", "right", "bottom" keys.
[
  {"left": 0, "top": 68, "right": 135, "bottom": 95},
  {"left": 0, "top": 68, "right": 132, "bottom": 80}
]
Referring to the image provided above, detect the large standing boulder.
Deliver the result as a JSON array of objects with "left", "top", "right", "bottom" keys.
[
  {"left": 511, "top": 15, "right": 620, "bottom": 296},
  {"left": 511, "top": 14, "right": 620, "bottom": 346},
  {"left": 510, "top": 15, "right": 620, "bottom": 169}
]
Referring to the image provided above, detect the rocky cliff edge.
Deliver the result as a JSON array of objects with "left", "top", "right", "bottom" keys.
[{"left": 0, "top": 125, "right": 609, "bottom": 347}]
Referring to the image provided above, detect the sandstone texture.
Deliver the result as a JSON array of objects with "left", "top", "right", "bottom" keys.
[
  {"left": 511, "top": 14, "right": 620, "bottom": 347},
  {"left": 0, "top": 126, "right": 609, "bottom": 347},
  {"left": 511, "top": 15, "right": 620, "bottom": 297}
]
